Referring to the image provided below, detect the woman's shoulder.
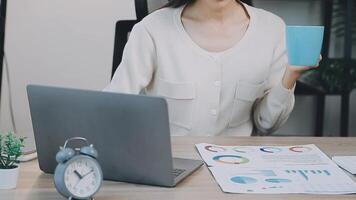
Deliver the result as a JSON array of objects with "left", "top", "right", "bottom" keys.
[
  {"left": 249, "top": 6, "right": 286, "bottom": 31},
  {"left": 136, "top": 7, "right": 179, "bottom": 33},
  {"left": 250, "top": 6, "right": 285, "bottom": 25}
]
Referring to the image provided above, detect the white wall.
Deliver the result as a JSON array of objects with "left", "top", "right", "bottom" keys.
[{"left": 0, "top": 0, "right": 137, "bottom": 152}]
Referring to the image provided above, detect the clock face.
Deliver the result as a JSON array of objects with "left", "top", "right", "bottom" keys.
[{"left": 64, "top": 156, "right": 102, "bottom": 198}]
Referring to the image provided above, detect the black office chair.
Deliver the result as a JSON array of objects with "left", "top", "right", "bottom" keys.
[{"left": 111, "top": 0, "right": 148, "bottom": 77}]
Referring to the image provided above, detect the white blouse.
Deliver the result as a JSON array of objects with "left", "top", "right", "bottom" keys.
[{"left": 104, "top": 3, "right": 295, "bottom": 136}]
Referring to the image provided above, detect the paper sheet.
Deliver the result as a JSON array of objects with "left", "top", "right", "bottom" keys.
[
  {"left": 196, "top": 143, "right": 356, "bottom": 194},
  {"left": 332, "top": 156, "right": 356, "bottom": 175}
]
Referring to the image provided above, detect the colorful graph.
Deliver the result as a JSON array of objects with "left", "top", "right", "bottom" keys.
[
  {"left": 260, "top": 147, "right": 282, "bottom": 153},
  {"left": 231, "top": 176, "right": 257, "bottom": 184},
  {"left": 213, "top": 155, "right": 249, "bottom": 164},
  {"left": 265, "top": 178, "right": 292, "bottom": 183},
  {"left": 289, "top": 146, "right": 312, "bottom": 153},
  {"left": 205, "top": 145, "right": 226, "bottom": 153},
  {"left": 232, "top": 146, "right": 254, "bottom": 153},
  {"left": 285, "top": 169, "right": 331, "bottom": 180}
]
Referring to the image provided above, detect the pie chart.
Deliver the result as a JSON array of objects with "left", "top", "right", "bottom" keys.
[
  {"left": 205, "top": 145, "right": 226, "bottom": 152},
  {"left": 232, "top": 146, "right": 254, "bottom": 153},
  {"left": 231, "top": 176, "right": 257, "bottom": 184},
  {"left": 212, "top": 155, "right": 249, "bottom": 164},
  {"left": 260, "top": 147, "right": 282, "bottom": 153},
  {"left": 289, "top": 146, "right": 312, "bottom": 153}
]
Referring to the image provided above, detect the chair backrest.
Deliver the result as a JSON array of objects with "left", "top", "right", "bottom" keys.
[
  {"left": 243, "top": 0, "right": 252, "bottom": 5},
  {"left": 111, "top": 0, "right": 148, "bottom": 77}
]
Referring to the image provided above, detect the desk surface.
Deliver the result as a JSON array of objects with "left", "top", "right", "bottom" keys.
[{"left": 2, "top": 136, "right": 356, "bottom": 200}]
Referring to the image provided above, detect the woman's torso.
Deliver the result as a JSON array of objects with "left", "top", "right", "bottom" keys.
[{"left": 128, "top": 4, "right": 285, "bottom": 136}]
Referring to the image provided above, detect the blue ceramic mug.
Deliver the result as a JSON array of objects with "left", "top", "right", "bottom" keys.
[{"left": 286, "top": 26, "right": 324, "bottom": 66}]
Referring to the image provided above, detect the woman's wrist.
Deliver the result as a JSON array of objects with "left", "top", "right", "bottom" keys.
[
  {"left": 282, "top": 67, "right": 301, "bottom": 90},
  {"left": 281, "top": 55, "right": 322, "bottom": 90}
]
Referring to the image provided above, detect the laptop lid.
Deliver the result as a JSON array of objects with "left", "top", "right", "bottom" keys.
[{"left": 27, "top": 85, "right": 175, "bottom": 186}]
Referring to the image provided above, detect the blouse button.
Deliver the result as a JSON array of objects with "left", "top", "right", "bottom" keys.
[{"left": 214, "top": 81, "right": 221, "bottom": 87}]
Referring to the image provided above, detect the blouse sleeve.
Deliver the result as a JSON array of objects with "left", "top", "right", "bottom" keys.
[
  {"left": 103, "top": 22, "right": 156, "bottom": 94},
  {"left": 252, "top": 21, "right": 295, "bottom": 135}
]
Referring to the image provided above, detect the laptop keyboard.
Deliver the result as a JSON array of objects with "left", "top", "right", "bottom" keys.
[{"left": 172, "top": 168, "right": 186, "bottom": 177}]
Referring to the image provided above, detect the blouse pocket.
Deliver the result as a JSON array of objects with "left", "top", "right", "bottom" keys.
[
  {"left": 228, "top": 81, "right": 266, "bottom": 128},
  {"left": 156, "top": 78, "right": 196, "bottom": 131}
]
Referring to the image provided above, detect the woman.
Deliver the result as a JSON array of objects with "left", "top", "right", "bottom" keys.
[{"left": 104, "top": 0, "right": 320, "bottom": 136}]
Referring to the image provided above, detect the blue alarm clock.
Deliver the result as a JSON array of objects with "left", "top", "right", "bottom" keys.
[{"left": 54, "top": 137, "right": 103, "bottom": 200}]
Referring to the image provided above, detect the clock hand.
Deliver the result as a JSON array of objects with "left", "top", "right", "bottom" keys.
[
  {"left": 74, "top": 169, "right": 95, "bottom": 187},
  {"left": 74, "top": 170, "right": 83, "bottom": 179},
  {"left": 82, "top": 169, "right": 94, "bottom": 178}
]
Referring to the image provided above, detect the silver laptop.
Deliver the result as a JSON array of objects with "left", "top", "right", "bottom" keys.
[{"left": 27, "top": 85, "right": 203, "bottom": 187}]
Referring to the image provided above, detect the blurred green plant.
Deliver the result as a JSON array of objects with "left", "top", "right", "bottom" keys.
[
  {"left": 0, "top": 132, "right": 25, "bottom": 169},
  {"left": 304, "top": 59, "right": 356, "bottom": 93}
]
